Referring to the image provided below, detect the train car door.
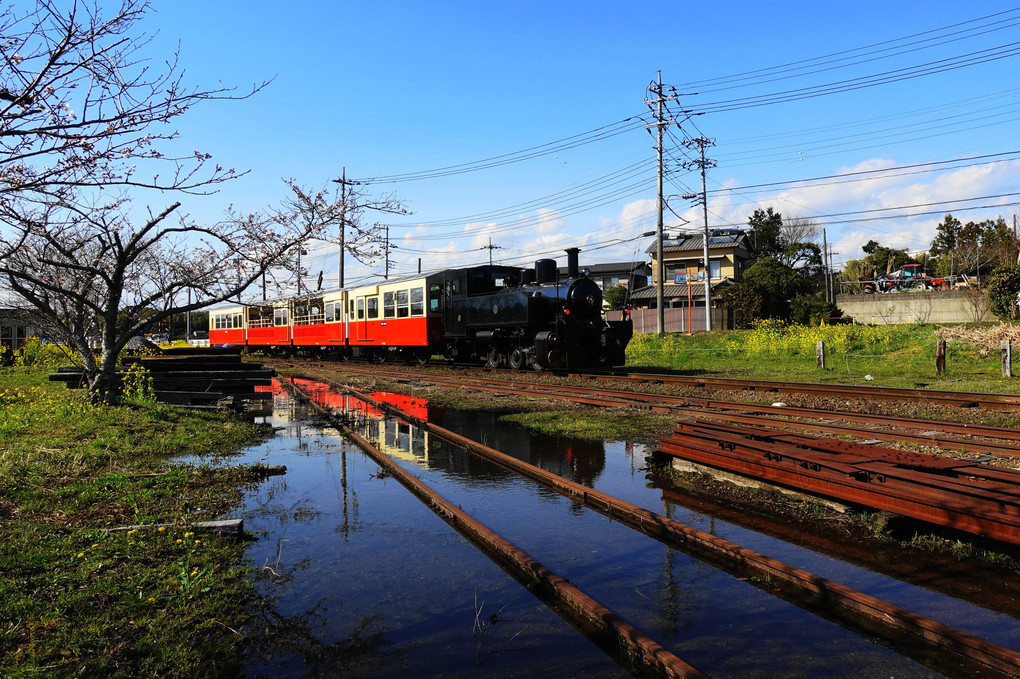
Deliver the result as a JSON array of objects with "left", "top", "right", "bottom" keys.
[
  {"left": 443, "top": 271, "right": 467, "bottom": 338},
  {"left": 355, "top": 294, "right": 371, "bottom": 341},
  {"left": 341, "top": 291, "right": 349, "bottom": 344}
]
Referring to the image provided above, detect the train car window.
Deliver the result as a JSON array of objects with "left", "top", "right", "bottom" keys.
[
  {"left": 468, "top": 270, "right": 490, "bottom": 294},
  {"left": 367, "top": 297, "right": 379, "bottom": 319},
  {"left": 429, "top": 284, "right": 442, "bottom": 312},
  {"left": 492, "top": 275, "right": 506, "bottom": 288},
  {"left": 396, "top": 289, "right": 409, "bottom": 318},
  {"left": 213, "top": 314, "right": 221, "bottom": 330},
  {"left": 383, "top": 291, "right": 395, "bottom": 319},
  {"left": 324, "top": 302, "right": 335, "bottom": 323},
  {"left": 274, "top": 308, "right": 289, "bottom": 326},
  {"left": 450, "top": 278, "right": 461, "bottom": 294},
  {"left": 233, "top": 313, "right": 242, "bottom": 328},
  {"left": 411, "top": 287, "right": 424, "bottom": 315},
  {"left": 357, "top": 298, "right": 365, "bottom": 320}
]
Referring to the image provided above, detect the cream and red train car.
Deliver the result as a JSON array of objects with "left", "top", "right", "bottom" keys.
[
  {"left": 209, "top": 271, "right": 443, "bottom": 362},
  {"left": 210, "top": 251, "right": 633, "bottom": 371}
]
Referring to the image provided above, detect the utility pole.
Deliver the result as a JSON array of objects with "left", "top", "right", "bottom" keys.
[
  {"left": 333, "top": 167, "right": 360, "bottom": 290},
  {"left": 384, "top": 224, "right": 391, "bottom": 280},
  {"left": 481, "top": 237, "right": 501, "bottom": 265},
  {"left": 645, "top": 71, "right": 679, "bottom": 334},
  {"left": 682, "top": 137, "right": 716, "bottom": 332},
  {"left": 822, "top": 228, "right": 829, "bottom": 303}
]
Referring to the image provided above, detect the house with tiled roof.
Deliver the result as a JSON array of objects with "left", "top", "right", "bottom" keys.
[{"left": 628, "top": 230, "right": 752, "bottom": 331}]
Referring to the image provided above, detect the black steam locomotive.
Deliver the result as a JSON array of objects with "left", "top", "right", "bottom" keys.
[{"left": 210, "top": 248, "right": 632, "bottom": 371}]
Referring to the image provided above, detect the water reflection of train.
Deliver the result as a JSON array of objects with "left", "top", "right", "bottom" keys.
[
  {"left": 284, "top": 379, "right": 607, "bottom": 487},
  {"left": 209, "top": 249, "right": 632, "bottom": 372}
]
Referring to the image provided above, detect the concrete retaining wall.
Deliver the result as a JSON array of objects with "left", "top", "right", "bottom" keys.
[{"left": 836, "top": 290, "right": 992, "bottom": 325}]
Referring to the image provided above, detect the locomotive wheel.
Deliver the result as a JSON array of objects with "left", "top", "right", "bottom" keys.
[
  {"left": 486, "top": 347, "right": 501, "bottom": 368},
  {"left": 508, "top": 347, "right": 525, "bottom": 370}
]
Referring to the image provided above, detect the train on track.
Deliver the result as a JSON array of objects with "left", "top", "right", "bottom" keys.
[{"left": 209, "top": 248, "right": 632, "bottom": 371}]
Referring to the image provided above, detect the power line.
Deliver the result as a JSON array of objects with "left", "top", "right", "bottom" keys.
[
  {"left": 352, "top": 117, "right": 647, "bottom": 184},
  {"left": 678, "top": 8, "right": 1020, "bottom": 92}
]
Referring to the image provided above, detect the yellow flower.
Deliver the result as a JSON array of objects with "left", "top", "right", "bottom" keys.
[
  {"left": 127, "top": 530, "right": 135, "bottom": 535},
  {"left": 183, "top": 532, "right": 193, "bottom": 538},
  {"left": 157, "top": 526, "right": 166, "bottom": 532},
  {"left": 194, "top": 540, "right": 201, "bottom": 545},
  {"left": 91, "top": 543, "right": 98, "bottom": 548},
  {"left": 76, "top": 552, "right": 84, "bottom": 558},
  {"left": 190, "top": 570, "right": 198, "bottom": 577},
  {"left": 176, "top": 539, "right": 182, "bottom": 544},
  {"left": 147, "top": 597, "right": 155, "bottom": 602}
]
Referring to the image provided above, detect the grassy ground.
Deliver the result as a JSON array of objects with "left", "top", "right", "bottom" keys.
[
  {"left": 0, "top": 364, "right": 271, "bottom": 679},
  {"left": 624, "top": 321, "right": 1020, "bottom": 393}
]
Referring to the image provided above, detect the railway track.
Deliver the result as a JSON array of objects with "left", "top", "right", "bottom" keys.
[
  {"left": 275, "top": 358, "right": 1020, "bottom": 545},
  {"left": 589, "top": 369, "right": 1020, "bottom": 412},
  {"left": 286, "top": 360, "right": 1020, "bottom": 460},
  {"left": 659, "top": 420, "right": 1020, "bottom": 547},
  {"left": 278, "top": 373, "right": 1020, "bottom": 679}
]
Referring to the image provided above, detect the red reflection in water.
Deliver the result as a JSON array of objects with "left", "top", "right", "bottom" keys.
[{"left": 264, "top": 378, "right": 429, "bottom": 421}]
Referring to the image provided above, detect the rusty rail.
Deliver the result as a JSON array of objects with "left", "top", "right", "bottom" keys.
[
  {"left": 287, "top": 370, "right": 1020, "bottom": 679},
  {"left": 659, "top": 420, "right": 1020, "bottom": 546},
  {"left": 278, "top": 376, "right": 706, "bottom": 679}
]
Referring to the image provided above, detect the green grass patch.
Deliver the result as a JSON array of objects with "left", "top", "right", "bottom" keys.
[
  {"left": 0, "top": 366, "right": 272, "bottom": 678},
  {"left": 500, "top": 409, "right": 674, "bottom": 442},
  {"left": 625, "top": 321, "right": 1020, "bottom": 393}
]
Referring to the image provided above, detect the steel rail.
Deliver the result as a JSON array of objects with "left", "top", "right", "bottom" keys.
[
  {"left": 277, "top": 376, "right": 707, "bottom": 679},
  {"left": 288, "top": 368, "right": 1020, "bottom": 679},
  {"left": 660, "top": 422, "right": 1020, "bottom": 547},
  {"left": 588, "top": 371, "right": 1020, "bottom": 412},
  {"left": 302, "top": 361, "right": 1020, "bottom": 456}
]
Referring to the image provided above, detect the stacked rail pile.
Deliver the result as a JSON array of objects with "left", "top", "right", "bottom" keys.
[
  {"left": 50, "top": 348, "right": 274, "bottom": 408},
  {"left": 658, "top": 420, "right": 1020, "bottom": 547}
]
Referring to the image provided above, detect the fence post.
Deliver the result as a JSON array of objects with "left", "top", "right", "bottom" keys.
[
  {"left": 1003, "top": 340, "right": 1013, "bottom": 378},
  {"left": 816, "top": 341, "right": 825, "bottom": 369},
  {"left": 936, "top": 339, "right": 946, "bottom": 376}
]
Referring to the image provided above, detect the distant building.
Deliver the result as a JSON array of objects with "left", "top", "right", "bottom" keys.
[
  {"left": 556, "top": 260, "right": 651, "bottom": 302},
  {"left": 628, "top": 230, "right": 753, "bottom": 331},
  {"left": 0, "top": 308, "right": 35, "bottom": 351}
]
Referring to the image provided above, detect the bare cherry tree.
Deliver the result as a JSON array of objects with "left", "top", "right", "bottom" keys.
[
  {"left": 0, "top": 2, "right": 337, "bottom": 401},
  {"left": 4, "top": 184, "right": 332, "bottom": 401},
  {"left": 271, "top": 180, "right": 407, "bottom": 296}
]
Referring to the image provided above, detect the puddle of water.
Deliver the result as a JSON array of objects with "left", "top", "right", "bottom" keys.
[{"left": 183, "top": 381, "right": 1017, "bottom": 678}]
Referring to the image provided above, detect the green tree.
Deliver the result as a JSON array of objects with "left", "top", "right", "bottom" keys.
[
  {"left": 929, "top": 214, "right": 1017, "bottom": 277},
  {"left": 603, "top": 284, "right": 628, "bottom": 311},
  {"left": 747, "top": 207, "right": 785, "bottom": 263},
  {"left": 987, "top": 265, "right": 1020, "bottom": 320},
  {"left": 721, "top": 257, "right": 812, "bottom": 328},
  {"left": 789, "top": 294, "right": 841, "bottom": 326}
]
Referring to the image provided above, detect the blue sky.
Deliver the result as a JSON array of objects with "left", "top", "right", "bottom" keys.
[{"left": 144, "top": 1, "right": 1020, "bottom": 294}]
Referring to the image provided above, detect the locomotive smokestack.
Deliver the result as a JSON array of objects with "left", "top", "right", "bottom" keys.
[{"left": 566, "top": 247, "right": 580, "bottom": 278}]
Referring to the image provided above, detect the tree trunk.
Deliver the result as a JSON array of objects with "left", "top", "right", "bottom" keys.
[{"left": 87, "top": 350, "right": 122, "bottom": 404}]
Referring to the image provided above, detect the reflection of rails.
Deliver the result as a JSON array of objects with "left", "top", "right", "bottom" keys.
[
  {"left": 278, "top": 376, "right": 705, "bottom": 679},
  {"left": 282, "top": 370, "right": 1020, "bottom": 679}
]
